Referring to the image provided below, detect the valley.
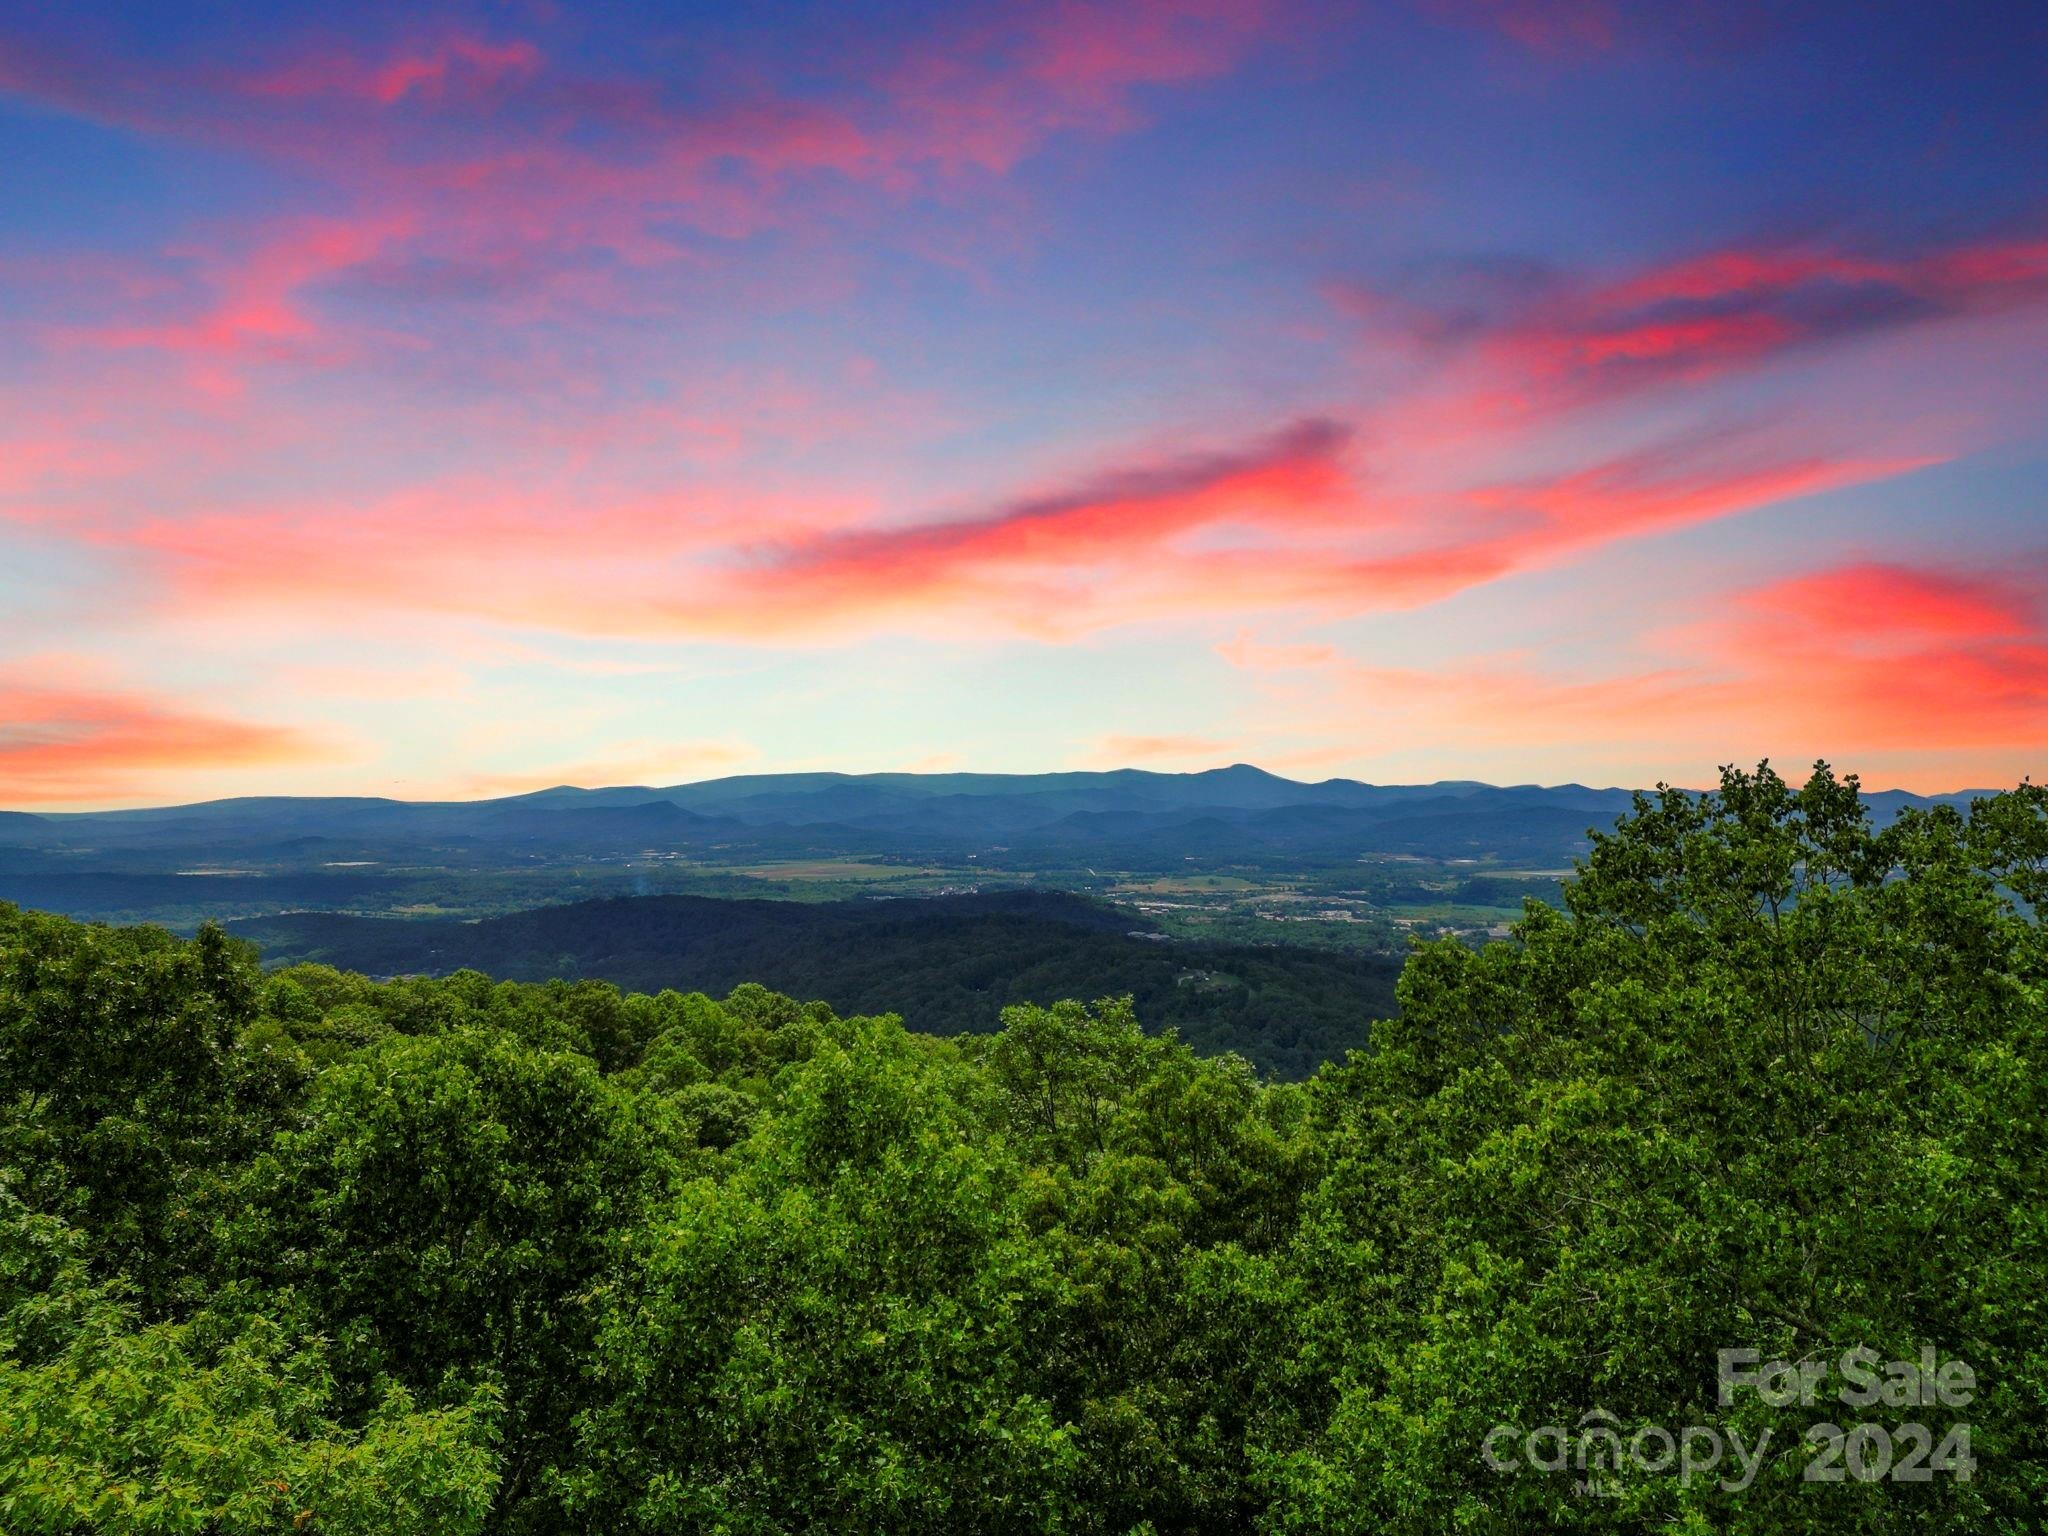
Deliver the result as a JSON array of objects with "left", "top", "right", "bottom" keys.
[{"left": 0, "top": 765, "right": 1976, "bottom": 957}]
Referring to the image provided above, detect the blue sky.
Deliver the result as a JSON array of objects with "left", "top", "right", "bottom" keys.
[{"left": 2, "top": 0, "right": 2045, "bottom": 804}]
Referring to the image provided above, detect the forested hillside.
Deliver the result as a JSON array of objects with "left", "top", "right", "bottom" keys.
[
  {"left": 232, "top": 891, "right": 1403, "bottom": 1078},
  {"left": 2, "top": 765, "right": 2043, "bottom": 1533}
]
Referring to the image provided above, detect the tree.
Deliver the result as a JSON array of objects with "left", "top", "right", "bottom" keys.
[
  {"left": 217, "top": 1028, "right": 684, "bottom": 1534},
  {"left": 0, "top": 1191, "right": 500, "bottom": 1536},
  {"left": 1263, "top": 764, "right": 2046, "bottom": 1532}
]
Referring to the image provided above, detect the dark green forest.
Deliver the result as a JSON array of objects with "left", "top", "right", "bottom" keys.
[
  {"left": 2, "top": 765, "right": 2043, "bottom": 1533},
  {"left": 230, "top": 891, "right": 1403, "bottom": 1079}
]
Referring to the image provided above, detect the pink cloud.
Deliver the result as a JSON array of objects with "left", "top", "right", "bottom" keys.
[
  {"left": 1346, "top": 231, "right": 2048, "bottom": 431},
  {"left": 1086, "top": 732, "right": 1240, "bottom": 764},
  {"left": 275, "top": 661, "right": 473, "bottom": 699},
  {"left": 882, "top": 0, "right": 1277, "bottom": 174},
  {"left": 1215, "top": 629, "right": 1342, "bottom": 671},
  {"left": 1147, "top": 443, "right": 1927, "bottom": 623},
  {"left": 700, "top": 416, "right": 1356, "bottom": 623},
  {"left": 86, "top": 417, "right": 1352, "bottom": 644},
  {"left": 67, "top": 214, "right": 413, "bottom": 396},
  {"left": 2, "top": 4, "right": 1281, "bottom": 332},
  {"left": 86, "top": 414, "right": 1924, "bottom": 648},
  {"left": 110, "top": 471, "right": 877, "bottom": 629},
  {"left": 247, "top": 35, "right": 543, "bottom": 106},
  {"left": 1721, "top": 561, "right": 2036, "bottom": 648},
  {"left": 1452, "top": 447, "right": 1936, "bottom": 576},
  {"left": 676, "top": 437, "right": 1918, "bottom": 636}
]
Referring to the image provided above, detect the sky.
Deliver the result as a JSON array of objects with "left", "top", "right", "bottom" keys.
[{"left": 2, "top": 0, "right": 2045, "bottom": 808}]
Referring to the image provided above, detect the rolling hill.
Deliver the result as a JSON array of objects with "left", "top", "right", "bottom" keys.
[{"left": 230, "top": 889, "right": 1404, "bottom": 1078}]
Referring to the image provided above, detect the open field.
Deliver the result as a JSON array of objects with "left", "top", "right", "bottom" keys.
[{"left": 0, "top": 839, "right": 1561, "bottom": 955}]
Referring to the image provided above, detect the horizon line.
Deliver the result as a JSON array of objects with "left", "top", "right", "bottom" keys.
[{"left": 7, "top": 760, "right": 2012, "bottom": 818}]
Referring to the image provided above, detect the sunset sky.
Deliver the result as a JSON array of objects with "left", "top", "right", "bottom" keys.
[{"left": 3, "top": 0, "right": 2045, "bottom": 807}]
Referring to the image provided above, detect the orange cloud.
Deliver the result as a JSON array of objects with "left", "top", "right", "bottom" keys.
[
  {"left": 0, "top": 677, "right": 324, "bottom": 806},
  {"left": 1692, "top": 562, "right": 2048, "bottom": 748},
  {"left": 1228, "top": 559, "right": 2048, "bottom": 787},
  {"left": 1091, "top": 733, "right": 1238, "bottom": 763}
]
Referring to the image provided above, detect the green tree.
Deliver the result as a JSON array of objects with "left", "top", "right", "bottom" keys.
[
  {"left": 1262, "top": 764, "right": 2046, "bottom": 1533},
  {"left": 0, "top": 1191, "right": 500, "bottom": 1536},
  {"left": 218, "top": 1028, "right": 684, "bottom": 1534},
  {"left": 570, "top": 1020, "right": 1078, "bottom": 1533}
]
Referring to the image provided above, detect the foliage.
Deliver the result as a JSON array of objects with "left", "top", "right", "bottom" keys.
[
  {"left": 0, "top": 1193, "right": 500, "bottom": 1536},
  {"left": 229, "top": 891, "right": 1401, "bottom": 1078},
  {"left": 0, "top": 764, "right": 2041, "bottom": 1532}
]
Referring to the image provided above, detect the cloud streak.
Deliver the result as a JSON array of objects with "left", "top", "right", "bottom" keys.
[
  {"left": 1345, "top": 232, "right": 2048, "bottom": 430},
  {"left": 97, "top": 413, "right": 1920, "bottom": 646}
]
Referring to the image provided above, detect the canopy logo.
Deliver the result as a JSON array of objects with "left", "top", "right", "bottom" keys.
[
  {"left": 1480, "top": 1346, "right": 1977, "bottom": 1495},
  {"left": 1482, "top": 1408, "right": 1771, "bottom": 1494}
]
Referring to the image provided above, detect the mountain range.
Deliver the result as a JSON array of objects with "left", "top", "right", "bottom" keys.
[
  {"left": 3, "top": 764, "right": 1987, "bottom": 864},
  {"left": 0, "top": 765, "right": 1995, "bottom": 933}
]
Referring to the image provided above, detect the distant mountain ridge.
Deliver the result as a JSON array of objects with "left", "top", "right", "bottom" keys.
[
  {"left": 22, "top": 763, "right": 1588, "bottom": 820},
  {"left": 0, "top": 766, "right": 1995, "bottom": 873}
]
